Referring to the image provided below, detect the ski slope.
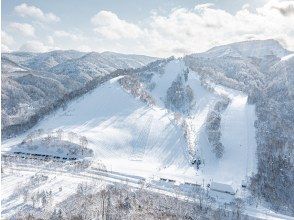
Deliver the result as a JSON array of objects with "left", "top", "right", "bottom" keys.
[
  {"left": 2, "top": 75, "right": 193, "bottom": 179},
  {"left": 2, "top": 59, "right": 258, "bottom": 195},
  {"left": 198, "top": 85, "right": 257, "bottom": 189}
]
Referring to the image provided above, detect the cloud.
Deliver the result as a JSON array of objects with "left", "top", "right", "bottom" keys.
[
  {"left": 91, "top": 11, "right": 142, "bottom": 39},
  {"left": 54, "top": 30, "right": 79, "bottom": 41},
  {"left": 1, "top": 31, "right": 14, "bottom": 52},
  {"left": 14, "top": 3, "right": 60, "bottom": 22},
  {"left": 47, "top": 36, "right": 54, "bottom": 45},
  {"left": 194, "top": 3, "right": 214, "bottom": 10},
  {"left": 7, "top": 1, "right": 294, "bottom": 56},
  {"left": 136, "top": 0, "right": 294, "bottom": 56},
  {"left": 77, "top": 45, "right": 92, "bottom": 52},
  {"left": 242, "top": 4, "right": 250, "bottom": 10},
  {"left": 2, "top": 31, "right": 14, "bottom": 45},
  {"left": 269, "top": 0, "right": 294, "bottom": 16},
  {"left": 2, "top": 44, "right": 11, "bottom": 52},
  {"left": 19, "top": 40, "right": 58, "bottom": 52},
  {"left": 9, "top": 22, "right": 35, "bottom": 37}
]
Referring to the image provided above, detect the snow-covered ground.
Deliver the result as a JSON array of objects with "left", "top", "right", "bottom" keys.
[
  {"left": 198, "top": 85, "right": 257, "bottom": 190},
  {"left": 2, "top": 161, "right": 293, "bottom": 220},
  {"left": 1, "top": 59, "right": 267, "bottom": 218},
  {"left": 2, "top": 75, "right": 193, "bottom": 179},
  {"left": 2, "top": 59, "right": 258, "bottom": 189},
  {"left": 1, "top": 164, "right": 96, "bottom": 218}
]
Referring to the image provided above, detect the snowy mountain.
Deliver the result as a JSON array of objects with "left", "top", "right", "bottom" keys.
[
  {"left": 1, "top": 39, "right": 294, "bottom": 218},
  {"left": 201, "top": 39, "right": 290, "bottom": 59},
  {"left": 50, "top": 51, "right": 158, "bottom": 81},
  {"left": 1, "top": 51, "right": 158, "bottom": 136},
  {"left": 2, "top": 57, "right": 258, "bottom": 196},
  {"left": 185, "top": 40, "right": 293, "bottom": 101},
  {"left": 185, "top": 40, "right": 294, "bottom": 215},
  {"left": 2, "top": 51, "right": 37, "bottom": 63},
  {"left": 22, "top": 50, "right": 86, "bottom": 71},
  {"left": 1, "top": 57, "right": 28, "bottom": 73}
]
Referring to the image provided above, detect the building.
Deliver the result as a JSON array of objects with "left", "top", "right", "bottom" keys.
[{"left": 210, "top": 182, "right": 236, "bottom": 195}]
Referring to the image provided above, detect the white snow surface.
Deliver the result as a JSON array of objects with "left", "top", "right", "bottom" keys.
[
  {"left": 201, "top": 85, "right": 257, "bottom": 189},
  {"left": 281, "top": 53, "right": 294, "bottom": 61},
  {"left": 2, "top": 59, "right": 258, "bottom": 193}
]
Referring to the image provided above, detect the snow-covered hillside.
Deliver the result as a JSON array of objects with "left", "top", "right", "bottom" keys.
[
  {"left": 22, "top": 50, "right": 86, "bottom": 71},
  {"left": 1, "top": 50, "right": 157, "bottom": 135},
  {"left": 2, "top": 59, "right": 257, "bottom": 193},
  {"left": 203, "top": 39, "right": 290, "bottom": 59},
  {"left": 49, "top": 52, "right": 156, "bottom": 81},
  {"left": 1, "top": 57, "right": 28, "bottom": 73},
  {"left": 2, "top": 39, "right": 293, "bottom": 218},
  {"left": 185, "top": 40, "right": 294, "bottom": 215}
]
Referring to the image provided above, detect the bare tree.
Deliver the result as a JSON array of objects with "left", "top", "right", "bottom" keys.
[
  {"left": 232, "top": 198, "right": 245, "bottom": 218},
  {"left": 25, "top": 133, "right": 34, "bottom": 144},
  {"left": 51, "top": 209, "right": 63, "bottom": 220},
  {"left": 68, "top": 131, "right": 76, "bottom": 142},
  {"left": 31, "top": 194, "right": 37, "bottom": 208},
  {"left": 43, "top": 134, "right": 53, "bottom": 145},
  {"left": 56, "top": 129, "right": 63, "bottom": 140},
  {"left": 22, "top": 189, "right": 29, "bottom": 203},
  {"left": 80, "top": 136, "right": 88, "bottom": 155},
  {"left": 101, "top": 189, "right": 108, "bottom": 220}
]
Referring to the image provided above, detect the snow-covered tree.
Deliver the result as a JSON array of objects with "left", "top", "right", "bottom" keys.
[
  {"left": 56, "top": 129, "right": 63, "bottom": 140},
  {"left": 79, "top": 136, "right": 88, "bottom": 152},
  {"left": 165, "top": 75, "right": 194, "bottom": 115},
  {"left": 205, "top": 99, "right": 229, "bottom": 159},
  {"left": 68, "top": 131, "right": 76, "bottom": 142}
]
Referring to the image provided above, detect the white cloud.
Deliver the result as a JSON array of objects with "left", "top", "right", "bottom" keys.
[
  {"left": 2, "top": 31, "right": 14, "bottom": 45},
  {"left": 194, "top": 3, "right": 214, "bottom": 10},
  {"left": 137, "top": 0, "right": 294, "bottom": 56},
  {"left": 9, "top": 22, "right": 35, "bottom": 37},
  {"left": 2, "top": 44, "right": 12, "bottom": 52},
  {"left": 19, "top": 40, "right": 58, "bottom": 52},
  {"left": 77, "top": 45, "right": 92, "bottom": 52},
  {"left": 1, "top": 31, "right": 14, "bottom": 52},
  {"left": 264, "top": 0, "right": 294, "bottom": 16},
  {"left": 87, "top": 1, "right": 293, "bottom": 57},
  {"left": 91, "top": 11, "right": 142, "bottom": 39},
  {"left": 14, "top": 3, "right": 60, "bottom": 22},
  {"left": 7, "top": 1, "right": 294, "bottom": 56},
  {"left": 47, "top": 36, "right": 54, "bottom": 45},
  {"left": 242, "top": 4, "right": 250, "bottom": 10},
  {"left": 54, "top": 30, "right": 79, "bottom": 41}
]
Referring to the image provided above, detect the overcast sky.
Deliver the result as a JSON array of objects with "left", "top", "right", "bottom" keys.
[{"left": 2, "top": 0, "right": 294, "bottom": 57}]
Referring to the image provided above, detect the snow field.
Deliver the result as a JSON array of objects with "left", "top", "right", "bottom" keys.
[{"left": 2, "top": 59, "right": 259, "bottom": 215}]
